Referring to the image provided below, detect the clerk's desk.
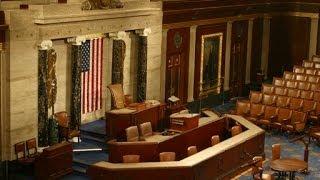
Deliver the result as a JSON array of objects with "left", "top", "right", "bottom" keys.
[{"left": 105, "top": 103, "right": 166, "bottom": 140}]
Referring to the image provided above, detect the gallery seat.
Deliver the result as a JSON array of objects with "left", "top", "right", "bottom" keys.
[
  {"left": 282, "top": 111, "right": 307, "bottom": 133},
  {"left": 309, "top": 127, "right": 320, "bottom": 144},
  {"left": 262, "top": 84, "right": 274, "bottom": 95},
  {"left": 293, "top": 66, "right": 305, "bottom": 74},
  {"left": 296, "top": 82, "right": 310, "bottom": 91},
  {"left": 300, "top": 90, "right": 314, "bottom": 100},
  {"left": 247, "top": 103, "right": 265, "bottom": 124},
  {"left": 289, "top": 98, "right": 303, "bottom": 111},
  {"left": 235, "top": 101, "right": 250, "bottom": 117},
  {"left": 26, "top": 138, "right": 40, "bottom": 158},
  {"left": 302, "top": 61, "right": 314, "bottom": 68},
  {"left": 285, "top": 80, "right": 297, "bottom": 89},
  {"left": 283, "top": 71, "right": 295, "bottom": 80},
  {"left": 250, "top": 91, "right": 263, "bottom": 104},
  {"left": 139, "top": 122, "right": 154, "bottom": 140},
  {"left": 125, "top": 126, "right": 140, "bottom": 142},
  {"left": 273, "top": 78, "right": 285, "bottom": 87},
  {"left": 123, "top": 155, "right": 140, "bottom": 163},
  {"left": 274, "top": 87, "right": 287, "bottom": 96},
  {"left": 211, "top": 135, "right": 220, "bottom": 146},
  {"left": 307, "top": 75, "right": 319, "bottom": 84},
  {"left": 259, "top": 106, "right": 278, "bottom": 128},
  {"left": 275, "top": 96, "right": 290, "bottom": 108},
  {"left": 187, "top": 146, "right": 197, "bottom": 156},
  {"left": 54, "top": 111, "right": 80, "bottom": 142},
  {"left": 313, "top": 91, "right": 320, "bottom": 102},
  {"left": 305, "top": 68, "right": 316, "bottom": 75},
  {"left": 310, "top": 83, "right": 320, "bottom": 91},
  {"left": 272, "top": 108, "right": 292, "bottom": 131},
  {"left": 295, "top": 74, "right": 307, "bottom": 82},
  {"left": 159, "top": 152, "right": 176, "bottom": 162},
  {"left": 262, "top": 94, "right": 276, "bottom": 106}
]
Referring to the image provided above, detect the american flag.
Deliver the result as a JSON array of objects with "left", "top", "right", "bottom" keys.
[{"left": 81, "top": 38, "right": 103, "bottom": 114}]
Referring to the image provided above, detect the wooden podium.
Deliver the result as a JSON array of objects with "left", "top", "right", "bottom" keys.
[
  {"left": 170, "top": 113, "right": 200, "bottom": 132},
  {"left": 106, "top": 103, "right": 166, "bottom": 140}
]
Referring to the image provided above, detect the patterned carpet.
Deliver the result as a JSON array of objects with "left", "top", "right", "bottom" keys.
[{"left": 239, "top": 131, "right": 320, "bottom": 180}]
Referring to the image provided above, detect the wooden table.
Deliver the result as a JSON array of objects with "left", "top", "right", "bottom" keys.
[{"left": 270, "top": 158, "right": 307, "bottom": 180}]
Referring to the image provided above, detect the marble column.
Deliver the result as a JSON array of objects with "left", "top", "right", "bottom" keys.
[
  {"left": 38, "top": 40, "right": 52, "bottom": 147},
  {"left": 110, "top": 31, "right": 127, "bottom": 84},
  {"left": 224, "top": 21, "right": 233, "bottom": 91},
  {"left": 161, "top": 29, "right": 168, "bottom": 102},
  {"left": 68, "top": 36, "right": 86, "bottom": 129},
  {"left": 0, "top": 50, "right": 8, "bottom": 160},
  {"left": 261, "top": 16, "right": 271, "bottom": 79},
  {"left": 309, "top": 17, "right": 319, "bottom": 59},
  {"left": 135, "top": 28, "right": 151, "bottom": 102},
  {"left": 188, "top": 25, "right": 197, "bottom": 102},
  {"left": 245, "top": 19, "right": 254, "bottom": 84}
]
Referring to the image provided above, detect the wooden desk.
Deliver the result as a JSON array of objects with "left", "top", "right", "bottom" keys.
[
  {"left": 270, "top": 158, "right": 307, "bottom": 180},
  {"left": 106, "top": 103, "right": 166, "bottom": 140}
]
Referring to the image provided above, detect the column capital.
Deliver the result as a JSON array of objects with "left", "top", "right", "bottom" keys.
[
  {"left": 67, "top": 36, "right": 86, "bottom": 46},
  {"left": 135, "top": 28, "right": 152, "bottom": 37},
  {"left": 109, "top": 31, "right": 127, "bottom": 40},
  {"left": 39, "top": 40, "right": 53, "bottom": 50}
]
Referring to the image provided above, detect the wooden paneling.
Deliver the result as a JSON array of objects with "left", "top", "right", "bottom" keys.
[
  {"left": 230, "top": 20, "right": 248, "bottom": 97},
  {"left": 251, "top": 18, "right": 263, "bottom": 82},
  {"left": 166, "top": 28, "right": 190, "bottom": 103},
  {"left": 269, "top": 16, "right": 310, "bottom": 78},
  {"left": 194, "top": 23, "right": 227, "bottom": 100}
]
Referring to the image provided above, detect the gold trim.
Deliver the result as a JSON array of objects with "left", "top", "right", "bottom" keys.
[{"left": 200, "top": 32, "right": 223, "bottom": 95}]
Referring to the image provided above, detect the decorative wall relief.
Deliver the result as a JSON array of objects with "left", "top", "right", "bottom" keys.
[
  {"left": 81, "top": 0, "right": 124, "bottom": 10},
  {"left": 137, "top": 36, "right": 147, "bottom": 102},
  {"left": 200, "top": 32, "right": 223, "bottom": 95},
  {"left": 38, "top": 49, "right": 49, "bottom": 147},
  {"left": 112, "top": 40, "right": 126, "bottom": 84}
]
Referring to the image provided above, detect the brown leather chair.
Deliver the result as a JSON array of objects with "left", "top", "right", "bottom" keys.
[
  {"left": 312, "top": 55, "right": 320, "bottom": 62},
  {"left": 139, "top": 122, "right": 160, "bottom": 140},
  {"left": 250, "top": 91, "right": 263, "bottom": 104},
  {"left": 125, "top": 126, "right": 140, "bottom": 142},
  {"left": 187, "top": 146, "right": 197, "bottom": 156},
  {"left": 272, "top": 144, "right": 281, "bottom": 160},
  {"left": 262, "top": 84, "right": 274, "bottom": 95},
  {"left": 252, "top": 156, "right": 274, "bottom": 180},
  {"left": 15, "top": 141, "right": 34, "bottom": 165},
  {"left": 310, "top": 83, "right": 320, "bottom": 91},
  {"left": 272, "top": 108, "right": 292, "bottom": 131},
  {"left": 211, "top": 135, "right": 220, "bottom": 146},
  {"left": 259, "top": 106, "right": 278, "bottom": 128},
  {"left": 289, "top": 98, "right": 303, "bottom": 111},
  {"left": 26, "top": 138, "right": 40, "bottom": 158},
  {"left": 316, "top": 70, "right": 320, "bottom": 76},
  {"left": 315, "top": 63, "right": 320, "bottom": 69},
  {"left": 287, "top": 89, "right": 300, "bottom": 98},
  {"left": 274, "top": 87, "right": 287, "bottom": 96},
  {"left": 282, "top": 111, "right": 307, "bottom": 133},
  {"left": 303, "top": 61, "right": 314, "bottom": 68},
  {"left": 275, "top": 96, "right": 290, "bottom": 108},
  {"left": 283, "top": 71, "right": 295, "bottom": 80},
  {"left": 305, "top": 68, "right": 317, "bottom": 75},
  {"left": 123, "top": 155, "right": 140, "bottom": 163},
  {"left": 107, "top": 84, "right": 133, "bottom": 109},
  {"left": 314, "top": 91, "right": 320, "bottom": 102},
  {"left": 297, "top": 82, "right": 310, "bottom": 91},
  {"left": 273, "top": 77, "right": 285, "bottom": 87},
  {"left": 54, "top": 111, "right": 80, "bottom": 143},
  {"left": 295, "top": 74, "right": 307, "bottom": 82},
  {"left": 293, "top": 66, "right": 305, "bottom": 74},
  {"left": 262, "top": 94, "right": 276, "bottom": 106},
  {"left": 308, "top": 102, "right": 320, "bottom": 125},
  {"left": 302, "top": 99, "right": 316, "bottom": 116},
  {"left": 159, "top": 152, "right": 176, "bottom": 162},
  {"left": 307, "top": 75, "right": 320, "bottom": 84},
  {"left": 285, "top": 80, "right": 297, "bottom": 89},
  {"left": 247, "top": 103, "right": 265, "bottom": 124},
  {"left": 235, "top": 101, "right": 250, "bottom": 117},
  {"left": 231, "top": 125, "right": 242, "bottom": 136},
  {"left": 309, "top": 127, "right": 320, "bottom": 144},
  {"left": 300, "top": 90, "right": 314, "bottom": 100}
]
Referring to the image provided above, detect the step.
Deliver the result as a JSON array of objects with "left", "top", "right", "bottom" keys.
[{"left": 72, "top": 165, "right": 87, "bottom": 174}]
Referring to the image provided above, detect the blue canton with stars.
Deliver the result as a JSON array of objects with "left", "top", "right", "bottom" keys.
[{"left": 81, "top": 40, "right": 90, "bottom": 72}]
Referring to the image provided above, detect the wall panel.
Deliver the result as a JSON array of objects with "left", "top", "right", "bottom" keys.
[{"left": 251, "top": 18, "right": 263, "bottom": 82}]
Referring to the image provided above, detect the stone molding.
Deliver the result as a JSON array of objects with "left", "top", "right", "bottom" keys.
[
  {"left": 67, "top": 36, "right": 86, "bottom": 45},
  {"left": 39, "top": 40, "right": 53, "bottom": 50},
  {"left": 135, "top": 28, "right": 152, "bottom": 37},
  {"left": 109, "top": 31, "right": 127, "bottom": 40}
]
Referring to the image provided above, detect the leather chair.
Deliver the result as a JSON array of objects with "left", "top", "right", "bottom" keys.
[
  {"left": 26, "top": 138, "right": 40, "bottom": 158},
  {"left": 316, "top": 70, "right": 320, "bottom": 76},
  {"left": 15, "top": 141, "right": 35, "bottom": 165},
  {"left": 308, "top": 102, "right": 320, "bottom": 125},
  {"left": 259, "top": 106, "right": 278, "bottom": 128},
  {"left": 272, "top": 108, "right": 292, "bottom": 131},
  {"left": 300, "top": 90, "right": 314, "bottom": 100},
  {"left": 273, "top": 77, "right": 285, "bottom": 87},
  {"left": 125, "top": 126, "right": 140, "bottom": 142},
  {"left": 211, "top": 135, "right": 220, "bottom": 146},
  {"left": 289, "top": 98, "right": 303, "bottom": 111},
  {"left": 247, "top": 103, "right": 265, "bottom": 124},
  {"left": 310, "top": 83, "right": 320, "bottom": 91},
  {"left": 187, "top": 146, "right": 197, "bottom": 156},
  {"left": 312, "top": 55, "right": 320, "bottom": 62},
  {"left": 107, "top": 84, "right": 133, "bottom": 109},
  {"left": 274, "top": 87, "right": 287, "bottom": 96},
  {"left": 297, "top": 82, "right": 310, "bottom": 91},
  {"left": 285, "top": 80, "right": 297, "bottom": 89},
  {"left": 282, "top": 111, "right": 307, "bottom": 133},
  {"left": 313, "top": 91, "right": 320, "bottom": 102},
  {"left": 307, "top": 75, "right": 320, "bottom": 84},
  {"left": 262, "top": 94, "right": 276, "bottom": 106},
  {"left": 159, "top": 152, "right": 176, "bottom": 162},
  {"left": 275, "top": 96, "right": 290, "bottom": 108},
  {"left": 302, "top": 100, "right": 316, "bottom": 116},
  {"left": 305, "top": 68, "right": 316, "bottom": 75},
  {"left": 250, "top": 91, "right": 263, "bottom": 104},
  {"left": 54, "top": 111, "right": 80, "bottom": 143},
  {"left": 293, "top": 66, "right": 305, "bottom": 74},
  {"left": 123, "top": 155, "right": 140, "bottom": 163},
  {"left": 235, "top": 101, "right": 250, "bottom": 117},
  {"left": 287, "top": 88, "right": 300, "bottom": 98},
  {"left": 262, "top": 84, "right": 274, "bottom": 95},
  {"left": 295, "top": 74, "right": 307, "bottom": 82},
  {"left": 283, "top": 71, "right": 295, "bottom": 80},
  {"left": 272, "top": 144, "right": 281, "bottom": 160},
  {"left": 139, "top": 122, "right": 159, "bottom": 140},
  {"left": 303, "top": 61, "right": 314, "bottom": 68},
  {"left": 231, "top": 125, "right": 242, "bottom": 137},
  {"left": 315, "top": 63, "right": 320, "bottom": 69},
  {"left": 309, "top": 127, "right": 320, "bottom": 144},
  {"left": 252, "top": 156, "right": 274, "bottom": 180}
]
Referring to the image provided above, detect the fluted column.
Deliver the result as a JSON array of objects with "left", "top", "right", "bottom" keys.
[
  {"left": 309, "top": 17, "right": 319, "bottom": 58},
  {"left": 110, "top": 31, "right": 126, "bottom": 84},
  {"left": 224, "top": 21, "right": 233, "bottom": 91},
  {"left": 68, "top": 36, "right": 86, "bottom": 129},
  {"left": 261, "top": 15, "right": 271, "bottom": 79},
  {"left": 188, "top": 25, "right": 197, "bottom": 102},
  {"left": 245, "top": 18, "right": 254, "bottom": 84},
  {"left": 38, "top": 40, "right": 52, "bottom": 147},
  {"left": 135, "top": 28, "right": 151, "bottom": 102}
]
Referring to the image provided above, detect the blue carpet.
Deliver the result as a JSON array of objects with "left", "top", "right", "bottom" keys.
[{"left": 80, "top": 119, "right": 105, "bottom": 135}]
